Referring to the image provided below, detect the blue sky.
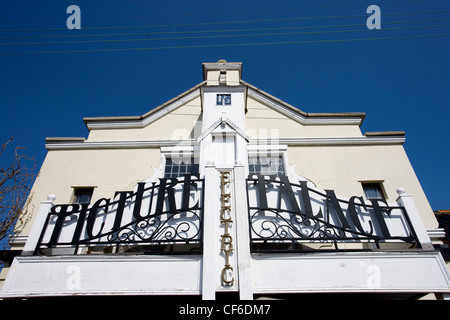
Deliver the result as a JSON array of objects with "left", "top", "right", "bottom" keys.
[{"left": 0, "top": 0, "right": 449, "bottom": 210}]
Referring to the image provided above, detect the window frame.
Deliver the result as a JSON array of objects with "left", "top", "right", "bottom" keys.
[
  {"left": 361, "top": 181, "right": 387, "bottom": 201},
  {"left": 247, "top": 144, "right": 289, "bottom": 178},
  {"left": 160, "top": 146, "right": 199, "bottom": 179},
  {"left": 216, "top": 93, "right": 231, "bottom": 106},
  {"left": 163, "top": 156, "right": 199, "bottom": 178},
  {"left": 72, "top": 187, "right": 95, "bottom": 204}
]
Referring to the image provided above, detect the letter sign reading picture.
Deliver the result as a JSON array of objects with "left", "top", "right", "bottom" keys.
[
  {"left": 35, "top": 175, "right": 204, "bottom": 254},
  {"left": 66, "top": 5, "right": 81, "bottom": 30}
]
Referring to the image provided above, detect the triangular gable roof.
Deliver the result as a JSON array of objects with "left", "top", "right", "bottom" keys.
[
  {"left": 82, "top": 79, "right": 366, "bottom": 131},
  {"left": 197, "top": 113, "right": 249, "bottom": 143}
]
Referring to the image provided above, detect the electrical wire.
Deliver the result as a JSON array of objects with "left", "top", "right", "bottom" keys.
[
  {"left": 1, "top": 9, "right": 449, "bottom": 33},
  {"left": 0, "top": 0, "right": 428, "bottom": 26},
  {"left": 1, "top": 6, "right": 448, "bottom": 55},
  {"left": 1, "top": 17, "right": 450, "bottom": 40},
  {"left": 2, "top": 24, "right": 449, "bottom": 46},
  {"left": 1, "top": 33, "right": 449, "bottom": 55}
]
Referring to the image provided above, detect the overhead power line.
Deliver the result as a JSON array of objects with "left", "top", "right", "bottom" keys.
[
  {"left": 1, "top": 9, "right": 450, "bottom": 33},
  {"left": 0, "top": 0, "right": 429, "bottom": 26},
  {"left": 1, "top": 7, "right": 448, "bottom": 55},
  {"left": 1, "top": 33, "right": 449, "bottom": 56},
  {"left": 2, "top": 24, "right": 449, "bottom": 46},
  {"left": 1, "top": 17, "right": 450, "bottom": 40}
]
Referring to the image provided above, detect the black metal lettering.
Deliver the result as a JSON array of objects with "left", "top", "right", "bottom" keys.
[
  {"left": 369, "top": 198, "right": 391, "bottom": 238},
  {"left": 112, "top": 191, "right": 133, "bottom": 231},
  {"left": 325, "top": 189, "right": 351, "bottom": 229},
  {"left": 348, "top": 196, "right": 373, "bottom": 235},
  {"left": 48, "top": 204, "right": 79, "bottom": 246},
  {"left": 86, "top": 198, "right": 109, "bottom": 239},
  {"left": 181, "top": 174, "right": 199, "bottom": 211},
  {"left": 155, "top": 178, "right": 178, "bottom": 215},
  {"left": 278, "top": 176, "right": 301, "bottom": 213},
  {"left": 132, "top": 182, "right": 146, "bottom": 220},
  {"left": 256, "top": 175, "right": 268, "bottom": 209},
  {"left": 71, "top": 203, "right": 89, "bottom": 243},
  {"left": 299, "top": 181, "right": 323, "bottom": 219}
]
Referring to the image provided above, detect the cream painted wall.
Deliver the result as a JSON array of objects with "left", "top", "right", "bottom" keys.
[
  {"left": 16, "top": 80, "right": 438, "bottom": 243},
  {"left": 287, "top": 144, "right": 437, "bottom": 229},
  {"left": 246, "top": 96, "right": 363, "bottom": 138},
  {"left": 20, "top": 147, "right": 161, "bottom": 235},
  {"left": 206, "top": 70, "right": 220, "bottom": 85},
  {"left": 227, "top": 70, "right": 240, "bottom": 86},
  {"left": 18, "top": 95, "right": 202, "bottom": 239}
]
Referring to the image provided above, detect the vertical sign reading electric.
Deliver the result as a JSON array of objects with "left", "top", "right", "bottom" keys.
[{"left": 220, "top": 171, "right": 234, "bottom": 286}]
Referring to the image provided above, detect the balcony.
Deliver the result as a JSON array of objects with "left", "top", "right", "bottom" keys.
[
  {"left": 1, "top": 174, "right": 449, "bottom": 299},
  {"left": 34, "top": 175, "right": 204, "bottom": 256},
  {"left": 246, "top": 175, "right": 420, "bottom": 253}
]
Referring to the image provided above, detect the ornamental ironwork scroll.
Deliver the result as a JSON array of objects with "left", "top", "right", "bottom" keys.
[
  {"left": 35, "top": 175, "right": 204, "bottom": 255},
  {"left": 246, "top": 175, "right": 420, "bottom": 253}
]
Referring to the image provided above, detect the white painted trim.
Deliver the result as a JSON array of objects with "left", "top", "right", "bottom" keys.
[
  {"left": 427, "top": 228, "right": 446, "bottom": 240},
  {"left": 247, "top": 144, "right": 288, "bottom": 155},
  {"left": 234, "top": 164, "right": 253, "bottom": 300},
  {"left": 396, "top": 189, "right": 434, "bottom": 250},
  {"left": 1, "top": 254, "right": 202, "bottom": 298},
  {"left": 160, "top": 145, "right": 195, "bottom": 154},
  {"left": 46, "top": 139, "right": 194, "bottom": 150},
  {"left": 197, "top": 116, "right": 249, "bottom": 143},
  {"left": 250, "top": 135, "right": 405, "bottom": 146},
  {"left": 251, "top": 251, "right": 450, "bottom": 294},
  {"left": 45, "top": 134, "right": 405, "bottom": 151},
  {"left": 201, "top": 164, "right": 219, "bottom": 299},
  {"left": 8, "top": 234, "right": 28, "bottom": 246},
  {"left": 22, "top": 195, "right": 55, "bottom": 255}
]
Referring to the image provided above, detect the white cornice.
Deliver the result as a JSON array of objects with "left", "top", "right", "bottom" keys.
[
  {"left": 45, "top": 134, "right": 404, "bottom": 151},
  {"left": 427, "top": 228, "right": 446, "bottom": 239},
  {"left": 46, "top": 139, "right": 195, "bottom": 150},
  {"left": 250, "top": 135, "right": 405, "bottom": 146},
  {"left": 202, "top": 61, "right": 242, "bottom": 80}
]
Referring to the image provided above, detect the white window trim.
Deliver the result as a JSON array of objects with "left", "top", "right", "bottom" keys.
[
  {"left": 247, "top": 144, "right": 289, "bottom": 178},
  {"left": 160, "top": 146, "right": 199, "bottom": 179},
  {"left": 360, "top": 180, "right": 388, "bottom": 201}
]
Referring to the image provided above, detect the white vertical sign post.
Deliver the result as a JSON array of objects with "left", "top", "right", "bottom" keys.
[{"left": 22, "top": 194, "right": 56, "bottom": 255}]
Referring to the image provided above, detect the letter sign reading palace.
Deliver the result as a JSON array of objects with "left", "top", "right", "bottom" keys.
[
  {"left": 246, "top": 175, "right": 420, "bottom": 252},
  {"left": 35, "top": 174, "right": 420, "bottom": 255}
]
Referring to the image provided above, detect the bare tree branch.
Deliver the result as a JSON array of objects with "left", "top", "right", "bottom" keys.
[{"left": 0, "top": 137, "right": 37, "bottom": 246}]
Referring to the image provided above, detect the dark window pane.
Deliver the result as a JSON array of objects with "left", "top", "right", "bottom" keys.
[{"left": 74, "top": 188, "right": 93, "bottom": 204}]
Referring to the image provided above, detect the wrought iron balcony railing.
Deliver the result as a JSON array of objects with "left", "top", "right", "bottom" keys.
[
  {"left": 246, "top": 175, "right": 420, "bottom": 253},
  {"left": 35, "top": 175, "right": 204, "bottom": 255}
]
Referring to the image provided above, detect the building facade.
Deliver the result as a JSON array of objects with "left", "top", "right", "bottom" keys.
[{"left": 1, "top": 60, "right": 449, "bottom": 299}]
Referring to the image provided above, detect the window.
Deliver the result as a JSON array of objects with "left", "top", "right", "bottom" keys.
[
  {"left": 362, "top": 182, "right": 385, "bottom": 200},
  {"left": 216, "top": 94, "right": 231, "bottom": 105},
  {"left": 164, "top": 157, "right": 199, "bottom": 178},
  {"left": 73, "top": 187, "right": 94, "bottom": 204},
  {"left": 249, "top": 156, "right": 285, "bottom": 177}
]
